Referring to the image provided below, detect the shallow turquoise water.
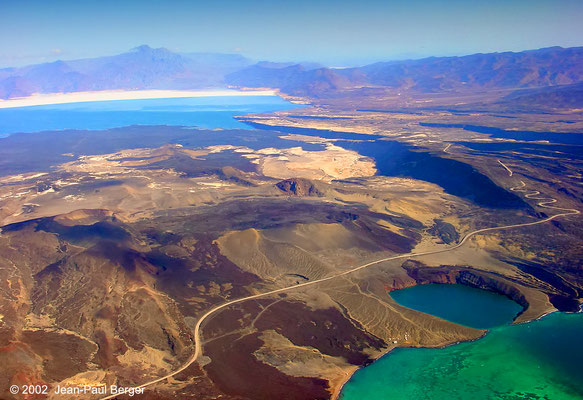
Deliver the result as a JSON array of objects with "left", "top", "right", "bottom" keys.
[
  {"left": 0, "top": 95, "right": 299, "bottom": 136},
  {"left": 390, "top": 284, "right": 523, "bottom": 329},
  {"left": 341, "top": 312, "right": 583, "bottom": 400},
  {"left": 341, "top": 284, "right": 583, "bottom": 400}
]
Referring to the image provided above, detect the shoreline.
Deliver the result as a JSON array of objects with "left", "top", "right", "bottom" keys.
[
  {"left": 333, "top": 306, "right": 575, "bottom": 399},
  {"left": 333, "top": 282, "right": 551, "bottom": 400},
  {"left": 0, "top": 89, "right": 279, "bottom": 109},
  {"left": 331, "top": 330, "right": 488, "bottom": 400}
]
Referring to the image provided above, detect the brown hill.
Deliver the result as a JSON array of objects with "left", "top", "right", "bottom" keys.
[{"left": 276, "top": 178, "right": 323, "bottom": 197}]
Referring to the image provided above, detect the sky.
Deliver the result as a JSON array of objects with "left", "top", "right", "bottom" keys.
[{"left": 1, "top": 0, "right": 582, "bottom": 67}]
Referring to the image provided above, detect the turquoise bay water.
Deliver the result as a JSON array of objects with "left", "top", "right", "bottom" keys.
[
  {"left": 342, "top": 284, "right": 583, "bottom": 400},
  {"left": 390, "top": 284, "right": 523, "bottom": 329},
  {"left": 0, "top": 95, "right": 299, "bottom": 136},
  {"left": 341, "top": 313, "right": 583, "bottom": 400}
]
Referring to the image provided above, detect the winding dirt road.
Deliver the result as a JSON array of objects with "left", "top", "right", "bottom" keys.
[
  {"left": 100, "top": 160, "right": 579, "bottom": 400},
  {"left": 498, "top": 160, "right": 513, "bottom": 176}
]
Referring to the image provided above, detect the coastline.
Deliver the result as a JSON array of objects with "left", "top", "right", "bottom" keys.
[
  {"left": 332, "top": 304, "right": 575, "bottom": 400},
  {"left": 331, "top": 329, "right": 490, "bottom": 400},
  {"left": 0, "top": 88, "right": 279, "bottom": 109}
]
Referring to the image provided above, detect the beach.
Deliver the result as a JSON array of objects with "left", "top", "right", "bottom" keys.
[{"left": 0, "top": 89, "right": 279, "bottom": 109}]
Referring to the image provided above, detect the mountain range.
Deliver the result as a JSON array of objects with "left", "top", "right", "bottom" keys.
[
  {"left": 1, "top": 45, "right": 583, "bottom": 102},
  {"left": 226, "top": 46, "right": 583, "bottom": 97},
  {"left": 0, "top": 45, "right": 251, "bottom": 99}
]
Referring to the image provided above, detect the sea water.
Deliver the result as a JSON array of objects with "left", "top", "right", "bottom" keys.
[
  {"left": 0, "top": 95, "right": 299, "bottom": 136},
  {"left": 341, "top": 284, "right": 583, "bottom": 400}
]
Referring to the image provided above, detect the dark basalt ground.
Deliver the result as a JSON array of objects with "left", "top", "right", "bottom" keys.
[
  {"left": 428, "top": 219, "right": 459, "bottom": 244},
  {"left": 202, "top": 298, "right": 385, "bottom": 400},
  {"left": 139, "top": 198, "right": 421, "bottom": 252},
  {"left": 22, "top": 330, "right": 97, "bottom": 381},
  {"left": 202, "top": 300, "right": 332, "bottom": 400},
  {"left": 148, "top": 235, "right": 261, "bottom": 317},
  {"left": 253, "top": 301, "right": 386, "bottom": 365},
  {"left": 205, "top": 331, "right": 330, "bottom": 400},
  {"left": 0, "top": 125, "right": 323, "bottom": 177},
  {"left": 276, "top": 177, "right": 324, "bottom": 197}
]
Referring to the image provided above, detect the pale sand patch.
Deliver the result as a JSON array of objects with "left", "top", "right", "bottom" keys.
[
  {"left": 57, "top": 144, "right": 206, "bottom": 174},
  {"left": 48, "top": 371, "right": 107, "bottom": 400},
  {"left": 0, "top": 172, "right": 48, "bottom": 183},
  {"left": 260, "top": 144, "right": 376, "bottom": 182},
  {"left": 206, "top": 144, "right": 250, "bottom": 153},
  {"left": 117, "top": 345, "right": 173, "bottom": 371},
  {"left": 0, "top": 89, "right": 278, "bottom": 109},
  {"left": 254, "top": 330, "right": 352, "bottom": 380},
  {"left": 197, "top": 142, "right": 375, "bottom": 181},
  {"left": 24, "top": 313, "right": 56, "bottom": 329}
]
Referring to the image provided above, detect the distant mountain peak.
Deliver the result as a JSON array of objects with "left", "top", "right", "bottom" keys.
[
  {"left": 131, "top": 44, "right": 173, "bottom": 55},
  {"left": 0, "top": 45, "right": 253, "bottom": 99},
  {"left": 132, "top": 44, "right": 154, "bottom": 52}
]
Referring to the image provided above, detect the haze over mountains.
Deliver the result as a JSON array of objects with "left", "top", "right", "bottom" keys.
[
  {"left": 227, "top": 46, "right": 583, "bottom": 102},
  {"left": 1, "top": 45, "right": 583, "bottom": 105},
  {"left": 0, "top": 45, "right": 252, "bottom": 99}
]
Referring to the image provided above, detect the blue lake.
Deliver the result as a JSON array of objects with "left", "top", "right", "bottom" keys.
[
  {"left": 390, "top": 283, "right": 523, "bottom": 329},
  {"left": 0, "top": 95, "right": 299, "bottom": 136}
]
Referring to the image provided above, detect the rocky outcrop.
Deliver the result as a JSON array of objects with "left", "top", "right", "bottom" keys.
[
  {"left": 275, "top": 178, "right": 323, "bottom": 197},
  {"left": 456, "top": 270, "right": 530, "bottom": 313},
  {"left": 218, "top": 166, "right": 256, "bottom": 186},
  {"left": 427, "top": 219, "right": 459, "bottom": 244},
  {"left": 401, "top": 260, "right": 458, "bottom": 285}
]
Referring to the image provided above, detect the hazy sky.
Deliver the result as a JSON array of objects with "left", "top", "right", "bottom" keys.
[{"left": 1, "top": 0, "right": 582, "bottom": 67}]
